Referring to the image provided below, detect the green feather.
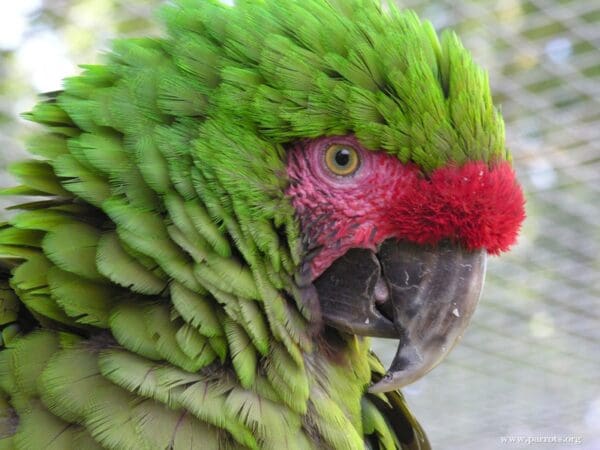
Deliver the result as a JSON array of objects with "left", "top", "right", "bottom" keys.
[
  {"left": 131, "top": 399, "right": 219, "bottom": 450},
  {"left": 52, "top": 154, "right": 111, "bottom": 206},
  {"left": 83, "top": 385, "right": 143, "bottom": 450},
  {"left": 134, "top": 135, "right": 171, "bottom": 194},
  {"left": 12, "top": 401, "right": 98, "bottom": 450},
  {"left": 361, "top": 397, "right": 399, "bottom": 450},
  {"left": 104, "top": 197, "right": 201, "bottom": 291},
  {"left": 23, "top": 102, "right": 73, "bottom": 128},
  {"left": 237, "top": 298, "right": 269, "bottom": 356},
  {"left": 8, "top": 162, "right": 70, "bottom": 198},
  {"left": 195, "top": 257, "right": 259, "bottom": 301},
  {"left": 183, "top": 199, "right": 231, "bottom": 258},
  {"left": 9, "top": 331, "right": 59, "bottom": 401},
  {"left": 96, "top": 232, "right": 167, "bottom": 295},
  {"left": 9, "top": 211, "right": 75, "bottom": 232},
  {"left": 225, "top": 387, "right": 311, "bottom": 449},
  {"left": 39, "top": 347, "right": 104, "bottom": 423},
  {"left": 0, "top": 226, "right": 44, "bottom": 247},
  {"left": 308, "top": 386, "right": 364, "bottom": 450},
  {"left": 0, "top": 325, "right": 19, "bottom": 348},
  {"left": 42, "top": 223, "right": 103, "bottom": 281},
  {"left": 144, "top": 303, "right": 205, "bottom": 372},
  {"left": 154, "top": 123, "right": 197, "bottom": 200},
  {"left": 263, "top": 342, "right": 309, "bottom": 415},
  {"left": 68, "top": 132, "right": 131, "bottom": 177},
  {"left": 223, "top": 319, "right": 257, "bottom": 389},
  {"left": 109, "top": 302, "right": 162, "bottom": 361},
  {"left": 157, "top": 72, "right": 208, "bottom": 118},
  {"left": 11, "top": 256, "right": 75, "bottom": 325},
  {"left": 0, "top": 186, "right": 50, "bottom": 197},
  {"left": 25, "top": 134, "right": 69, "bottom": 160},
  {"left": 178, "top": 377, "right": 258, "bottom": 450},
  {"left": 170, "top": 282, "right": 223, "bottom": 338},
  {"left": 47, "top": 267, "right": 116, "bottom": 327},
  {"left": 208, "top": 335, "right": 228, "bottom": 363},
  {"left": 174, "top": 323, "right": 217, "bottom": 368},
  {"left": 98, "top": 348, "right": 200, "bottom": 407}
]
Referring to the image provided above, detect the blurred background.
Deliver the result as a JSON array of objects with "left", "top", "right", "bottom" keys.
[{"left": 0, "top": 1, "right": 598, "bottom": 449}]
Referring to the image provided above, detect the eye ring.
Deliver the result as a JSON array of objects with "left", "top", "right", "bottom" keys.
[{"left": 324, "top": 144, "right": 361, "bottom": 176}]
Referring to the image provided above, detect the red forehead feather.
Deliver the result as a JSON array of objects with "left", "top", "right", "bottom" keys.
[{"left": 394, "top": 162, "right": 525, "bottom": 255}]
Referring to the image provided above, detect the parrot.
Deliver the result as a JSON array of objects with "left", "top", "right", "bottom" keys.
[{"left": 0, "top": 0, "right": 525, "bottom": 449}]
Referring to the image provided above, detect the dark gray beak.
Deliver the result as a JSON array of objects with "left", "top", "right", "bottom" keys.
[{"left": 313, "top": 239, "right": 486, "bottom": 393}]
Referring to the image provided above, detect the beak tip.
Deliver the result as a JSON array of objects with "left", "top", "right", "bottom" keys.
[
  {"left": 367, "top": 370, "right": 413, "bottom": 394},
  {"left": 367, "top": 380, "right": 389, "bottom": 394}
]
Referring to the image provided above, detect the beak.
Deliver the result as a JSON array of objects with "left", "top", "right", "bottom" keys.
[{"left": 313, "top": 239, "right": 486, "bottom": 393}]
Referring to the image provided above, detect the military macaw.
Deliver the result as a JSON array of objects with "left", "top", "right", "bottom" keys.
[{"left": 0, "top": 0, "right": 525, "bottom": 449}]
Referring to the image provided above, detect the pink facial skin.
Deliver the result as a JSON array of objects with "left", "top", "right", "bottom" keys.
[{"left": 286, "top": 135, "right": 525, "bottom": 279}]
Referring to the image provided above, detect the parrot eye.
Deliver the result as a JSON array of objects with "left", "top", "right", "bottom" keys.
[{"left": 324, "top": 144, "right": 361, "bottom": 176}]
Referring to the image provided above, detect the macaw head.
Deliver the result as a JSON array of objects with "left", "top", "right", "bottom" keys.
[
  {"left": 179, "top": 0, "right": 524, "bottom": 392},
  {"left": 286, "top": 136, "right": 523, "bottom": 392}
]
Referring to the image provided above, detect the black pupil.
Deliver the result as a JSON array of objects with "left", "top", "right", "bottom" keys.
[{"left": 335, "top": 148, "right": 351, "bottom": 167}]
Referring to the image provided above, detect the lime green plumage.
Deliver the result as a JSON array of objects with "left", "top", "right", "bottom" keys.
[{"left": 0, "top": 0, "right": 505, "bottom": 447}]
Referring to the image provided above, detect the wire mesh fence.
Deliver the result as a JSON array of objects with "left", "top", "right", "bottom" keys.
[{"left": 1, "top": 1, "right": 599, "bottom": 449}]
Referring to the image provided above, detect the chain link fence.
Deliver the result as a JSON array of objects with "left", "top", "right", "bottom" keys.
[{"left": 1, "top": 1, "right": 599, "bottom": 449}]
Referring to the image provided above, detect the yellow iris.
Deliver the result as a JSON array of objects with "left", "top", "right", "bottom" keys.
[{"left": 324, "top": 144, "right": 360, "bottom": 176}]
